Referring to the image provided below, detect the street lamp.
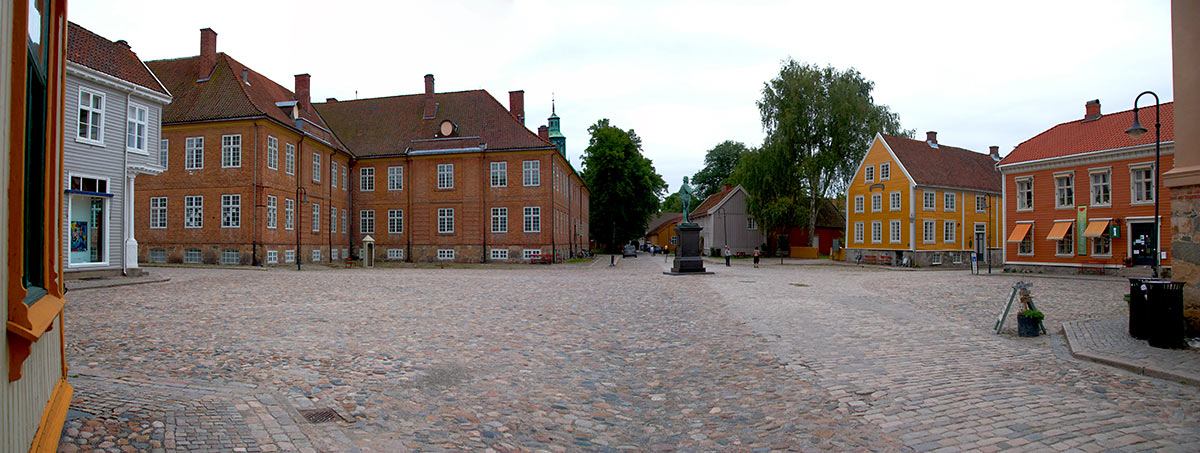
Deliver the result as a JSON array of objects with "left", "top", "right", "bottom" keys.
[
  {"left": 296, "top": 187, "right": 308, "bottom": 271},
  {"left": 1125, "top": 90, "right": 1161, "bottom": 278}
]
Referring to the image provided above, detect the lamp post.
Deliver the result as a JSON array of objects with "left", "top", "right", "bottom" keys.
[
  {"left": 1125, "top": 91, "right": 1161, "bottom": 278},
  {"left": 296, "top": 187, "right": 308, "bottom": 271}
]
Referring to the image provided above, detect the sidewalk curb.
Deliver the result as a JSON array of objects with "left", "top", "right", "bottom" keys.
[
  {"left": 1062, "top": 321, "right": 1200, "bottom": 388},
  {"left": 66, "top": 277, "right": 170, "bottom": 291}
]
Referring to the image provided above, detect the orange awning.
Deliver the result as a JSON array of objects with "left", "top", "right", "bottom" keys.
[
  {"left": 1046, "top": 221, "right": 1073, "bottom": 241},
  {"left": 1082, "top": 220, "right": 1111, "bottom": 238},
  {"left": 1007, "top": 223, "right": 1032, "bottom": 243}
]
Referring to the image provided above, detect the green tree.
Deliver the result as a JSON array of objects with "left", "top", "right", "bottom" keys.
[
  {"left": 691, "top": 140, "right": 748, "bottom": 199},
  {"left": 659, "top": 192, "right": 682, "bottom": 215},
  {"left": 581, "top": 119, "right": 667, "bottom": 252},
  {"left": 747, "top": 59, "right": 909, "bottom": 244}
]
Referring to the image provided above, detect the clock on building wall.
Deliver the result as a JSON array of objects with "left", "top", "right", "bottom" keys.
[{"left": 439, "top": 120, "right": 456, "bottom": 137}]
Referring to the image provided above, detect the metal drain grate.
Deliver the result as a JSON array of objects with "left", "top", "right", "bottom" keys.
[{"left": 298, "top": 408, "right": 344, "bottom": 424}]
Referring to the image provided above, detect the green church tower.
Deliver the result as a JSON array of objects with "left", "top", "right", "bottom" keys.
[{"left": 548, "top": 99, "right": 566, "bottom": 157}]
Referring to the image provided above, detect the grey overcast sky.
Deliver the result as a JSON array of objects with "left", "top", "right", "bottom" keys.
[{"left": 71, "top": 0, "right": 1173, "bottom": 194}]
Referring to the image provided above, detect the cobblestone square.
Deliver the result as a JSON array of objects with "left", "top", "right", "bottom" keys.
[{"left": 59, "top": 256, "right": 1200, "bottom": 452}]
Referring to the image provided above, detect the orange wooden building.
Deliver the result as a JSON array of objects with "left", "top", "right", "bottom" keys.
[{"left": 998, "top": 100, "right": 1175, "bottom": 273}]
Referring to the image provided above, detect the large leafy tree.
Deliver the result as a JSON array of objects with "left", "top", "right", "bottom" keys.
[
  {"left": 691, "top": 140, "right": 748, "bottom": 199},
  {"left": 744, "top": 59, "right": 909, "bottom": 245},
  {"left": 581, "top": 119, "right": 667, "bottom": 251},
  {"left": 659, "top": 192, "right": 682, "bottom": 215}
]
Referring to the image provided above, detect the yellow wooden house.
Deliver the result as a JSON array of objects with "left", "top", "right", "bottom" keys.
[{"left": 845, "top": 132, "right": 1003, "bottom": 267}]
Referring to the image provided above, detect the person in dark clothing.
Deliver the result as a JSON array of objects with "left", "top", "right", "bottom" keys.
[{"left": 724, "top": 245, "right": 731, "bottom": 267}]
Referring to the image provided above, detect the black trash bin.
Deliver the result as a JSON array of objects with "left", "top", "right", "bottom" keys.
[
  {"left": 1128, "top": 277, "right": 1156, "bottom": 340},
  {"left": 1145, "top": 280, "right": 1187, "bottom": 349}
]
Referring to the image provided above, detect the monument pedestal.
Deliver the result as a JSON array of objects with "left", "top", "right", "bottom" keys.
[{"left": 665, "top": 223, "right": 712, "bottom": 275}]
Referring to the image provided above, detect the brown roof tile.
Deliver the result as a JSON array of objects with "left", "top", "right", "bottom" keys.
[
  {"left": 314, "top": 90, "right": 555, "bottom": 157},
  {"left": 882, "top": 134, "right": 1001, "bottom": 193},
  {"left": 689, "top": 186, "right": 734, "bottom": 217},
  {"left": 999, "top": 102, "right": 1174, "bottom": 166},
  {"left": 66, "top": 22, "right": 168, "bottom": 96}
]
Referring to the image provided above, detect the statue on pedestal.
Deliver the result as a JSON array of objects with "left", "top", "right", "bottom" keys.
[{"left": 679, "top": 177, "right": 696, "bottom": 224}]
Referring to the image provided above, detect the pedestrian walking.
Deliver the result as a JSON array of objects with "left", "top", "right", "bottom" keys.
[
  {"left": 724, "top": 245, "right": 731, "bottom": 267},
  {"left": 753, "top": 248, "right": 760, "bottom": 268}
]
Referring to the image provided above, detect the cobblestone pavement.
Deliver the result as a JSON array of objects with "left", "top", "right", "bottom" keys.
[
  {"left": 1063, "top": 317, "right": 1200, "bottom": 386},
  {"left": 692, "top": 258, "right": 1200, "bottom": 452},
  {"left": 61, "top": 262, "right": 900, "bottom": 452}
]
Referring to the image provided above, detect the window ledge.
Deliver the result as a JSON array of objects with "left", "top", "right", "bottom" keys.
[
  {"left": 1090, "top": 204, "right": 1112, "bottom": 208},
  {"left": 7, "top": 294, "right": 65, "bottom": 343},
  {"left": 126, "top": 148, "right": 149, "bottom": 155},
  {"left": 75, "top": 137, "right": 104, "bottom": 147},
  {"left": 1130, "top": 201, "right": 1154, "bottom": 206}
]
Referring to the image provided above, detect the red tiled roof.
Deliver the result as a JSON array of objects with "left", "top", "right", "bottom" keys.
[
  {"left": 882, "top": 134, "right": 1001, "bottom": 193},
  {"left": 66, "top": 22, "right": 168, "bottom": 96},
  {"left": 646, "top": 213, "right": 682, "bottom": 235},
  {"left": 690, "top": 186, "right": 734, "bottom": 217},
  {"left": 145, "top": 54, "right": 344, "bottom": 150},
  {"left": 314, "top": 90, "right": 555, "bottom": 157},
  {"left": 999, "top": 102, "right": 1175, "bottom": 166}
]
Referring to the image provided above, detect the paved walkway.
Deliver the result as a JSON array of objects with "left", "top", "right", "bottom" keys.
[{"left": 1063, "top": 317, "right": 1200, "bottom": 387}]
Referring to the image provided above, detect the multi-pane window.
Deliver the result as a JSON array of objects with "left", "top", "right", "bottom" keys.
[
  {"left": 523, "top": 160, "right": 540, "bottom": 186},
  {"left": 1090, "top": 170, "right": 1111, "bottom": 206},
  {"left": 524, "top": 249, "right": 542, "bottom": 259},
  {"left": 890, "top": 220, "right": 901, "bottom": 243},
  {"left": 360, "top": 167, "right": 375, "bottom": 191},
  {"left": 923, "top": 219, "right": 936, "bottom": 243},
  {"left": 150, "top": 197, "right": 167, "bottom": 229},
  {"left": 1018, "top": 225, "right": 1033, "bottom": 255},
  {"left": 221, "top": 134, "right": 241, "bottom": 168},
  {"left": 360, "top": 210, "right": 375, "bottom": 234},
  {"left": 331, "top": 249, "right": 339, "bottom": 261},
  {"left": 944, "top": 193, "right": 955, "bottom": 212},
  {"left": 854, "top": 222, "right": 864, "bottom": 243},
  {"left": 1016, "top": 178, "right": 1033, "bottom": 210},
  {"left": 524, "top": 206, "right": 541, "bottom": 232},
  {"left": 943, "top": 220, "right": 955, "bottom": 243},
  {"left": 331, "top": 164, "right": 337, "bottom": 189},
  {"left": 312, "top": 153, "right": 321, "bottom": 182},
  {"left": 222, "top": 194, "right": 241, "bottom": 228},
  {"left": 267, "top": 250, "right": 278, "bottom": 264},
  {"left": 285, "top": 143, "right": 295, "bottom": 174},
  {"left": 1053, "top": 174, "right": 1073, "bottom": 208},
  {"left": 854, "top": 195, "right": 864, "bottom": 213},
  {"left": 438, "top": 164, "right": 454, "bottom": 189},
  {"left": 490, "top": 249, "right": 508, "bottom": 260},
  {"left": 127, "top": 103, "right": 147, "bottom": 151},
  {"left": 78, "top": 87, "right": 104, "bottom": 143},
  {"left": 870, "top": 221, "right": 882, "bottom": 243},
  {"left": 747, "top": 217, "right": 757, "bottom": 230},
  {"left": 331, "top": 208, "right": 337, "bottom": 233},
  {"left": 285, "top": 249, "right": 295, "bottom": 263},
  {"left": 1093, "top": 233, "right": 1112, "bottom": 256},
  {"left": 159, "top": 139, "right": 169, "bottom": 169},
  {"left": 438, "top": 208, "right": 454, "bottom": 233},
  {"left": 890, "top": 191, "right": 901, "bottom": 211},
  {"left": 285, "top": 198, "right": 295, "bottom": 230},
  {"left": 492, "top": 207, "right": 508, "bottom": 233},
  {"left": 312, "top": 204, "right": 320, "bottom": 232},
  {"left": 266, "top": 196, "right": 277, "bottom": 229},
  {"left": 388, "top": 209, "right": 403, "bottom": 234},
  {"left": 341, "top": 165, "right": 347, "bottom": 190},
  {"left": 267, "top": 136, "right": 278, "bottom": 170},
  {"left": 880, "top": 163, "right": 890, "bottom": 181},
  {"left": 871, "top": 193, "right": 882, "bottom": 212},
  {"left": 388, "top": 166, "right": 403, "bottom": 191},
  {"left": 313, "top": 249, "right": 321, "bottom": 263},
  {"left": 1057, "top": 231, "right": 1074, "bottom": 255},
  {"left": 342, "top": 209, "right": 347, "bottom": 234},
  {"left": 437, "top": 249, "right": 455, "bottom": 260},
  {"left": 923, "top": 191, "right": 935, "bottom": 210},
  {"left": 865, "top": 165, "right": 874, "bottom": 183},
  {"left": 1131, "top": 165, "right": 1154, "bottom": 203},
  {"left": 184, "top": 248, "right": 202, "bottom": 264},
  {"left": 387, "top": 249, "right": 404, "bottom": 260},
  {"left": 185, "top": 196, "right": 203, "bottom": 228},
  {"left": 150, "top": 248, "right": 167, "bottom": 263},
  {"left": 491, "top": 161, "right": 507, "bottom": 187},
  {"left": 221, "top": 249, "right": 239, "bottom": 265},
  {"left": 976, "top": 194, "right": 987, "bottom": 213},
  {"left": 185, "top": 137, "right": 203, "bottom": 170}
]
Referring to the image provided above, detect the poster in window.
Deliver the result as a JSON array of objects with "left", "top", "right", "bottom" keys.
[{"left": 71, "top": 221, "right": 88, "bottom": 251}]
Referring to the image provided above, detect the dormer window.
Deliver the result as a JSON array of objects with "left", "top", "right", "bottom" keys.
[{"left": 439, "top": 120, "right": 456, "bottom": 137}]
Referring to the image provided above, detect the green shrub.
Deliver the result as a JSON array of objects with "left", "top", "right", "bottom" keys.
[{"left": 1019, "top": 309, "right": 1045, "bottom": 321}]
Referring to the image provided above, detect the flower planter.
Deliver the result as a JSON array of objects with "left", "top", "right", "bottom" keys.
[{"left": 1017, "top": 315, "right": 1041, "bottom": 337}]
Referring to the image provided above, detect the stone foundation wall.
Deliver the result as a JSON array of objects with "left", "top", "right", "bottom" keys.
[{"left": 1169, "top": 185, "right": 1200, "bottom": 335}]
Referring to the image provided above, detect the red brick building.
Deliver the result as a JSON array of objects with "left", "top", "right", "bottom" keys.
[
  {"left": 136, "top": 29, "right": 588, "bottom": 265},
  {"left": 999, "top": 100, "right": 1175, "bottom": 273}
]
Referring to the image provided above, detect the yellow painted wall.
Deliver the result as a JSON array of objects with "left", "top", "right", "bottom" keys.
[
  {"left": 846, "top": 137, "right": 911, "bottom": 250},
  {"left": 913, "top": 189, "right": 1002, "bottom": 252}
]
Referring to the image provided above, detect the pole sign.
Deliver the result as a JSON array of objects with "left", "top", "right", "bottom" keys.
[{"left": 1077, "top": 206, "right": 1088, "bottom": 256}]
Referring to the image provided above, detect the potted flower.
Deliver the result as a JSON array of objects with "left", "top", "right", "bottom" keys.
[{"left": 1017, "top": 309, "right": 1044, "bottom": 337}]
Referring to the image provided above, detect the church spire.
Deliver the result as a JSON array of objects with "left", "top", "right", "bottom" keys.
[{"left": 547, "top": 96, "right": 566, "bottom": 157}]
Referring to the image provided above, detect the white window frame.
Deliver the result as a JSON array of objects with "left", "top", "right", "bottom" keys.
[
  {"left": 1056, "top": 228, "right": 1075, "bottom": 256},
  {"left": 266, "top": 195, "right": 277, "bottom": 229},
  {"left": 185, "top": 195, "right": 203, "bottom": 229},
  {"left": 871, "top": 193, "right": 882, "bottom": 212},
  {"left": 331, "top": 163, "right": 338, "bottom": 189},
  {"left": 77, "top": 86, "right": 105, "bottom": 145},
  {"left": 438, "top": 208, "right": 454, "bottom": 233},
  {"left": 342, "top": 209, "right": 347, "bottom": 234},
  {"left": 284, "top": 249, "right": 295, "bottom": 263},
  {"left": 331, "top": 207, "right": 337, "bottom": 233},
  {"left": 492, "top": 207, "right": 508, "bottom": 233},
  {"left": 184, "top": 248, "right": 203, "bottom": 264},
  {"left": 1092, "top": 230, "right": 1112, "bottom": 257},
  {"left": 221, "top": 194, "right": 241, "bottom": 228},
  {"left": 221, "top": 134, "right": 241, "bottom": 168},
  {"left": 864, "top": 165, "right": 874, "bottom": 183},
  {"left": 747, "top": 217, "right": 757, "bottom": 230},
  {"left": 523, "top": 160, "right": 540, "bottom": 186},
  {"left": 923, "top": 219, "right": 936, "bottom": 244},
  {"left": 1017, "top": 222, "right": 1034, "bottom": 256},
  {"left": 1089, "top": 168, "right": 1111, "bottom": 207},
  {"left": 126, "top": 102, "right": 148, "bottom": 153},
  {"left": 1130, "top": 163, "right": 1155, "bottom": 205},
  {"left": 312, "top": 249, "right": 322, "bottom": 263},
  {"left": 221, "top": 249, "right": 239, "bottom": 265},
  {"left": 524, "top": 249, "right": 542, "bottom": 259},
  {"left": 185, "top": 136, "right": 204, "bottom": 170},
  {"left": 889, "top": 191, "right": 901, "bottom": 211},
  {"left": 880, "top": 162, "right": 890, "bottom": 181},
  {"left": 438, "top": 163, "right": 454, "bottom": 189},
  {"left": 341, "top": 165, "right": 347, "bottom": 190},
  {"left": 285, "top": 143, "right": 295, "bottom": 175},
  {"left": 943, "top": 192, "right": 955, "bottom": 212},
  {"left": 266, "top": 250, "right": 278, "bottom": 264},
  {"left": 1016, "top": 177, "right": 1033, "bottom": 211},
  {"left": 285, "top": 198, "right": 295, "bottom": 230},
  {"left": 1054, "top": 172, "right": 1074, "bottom": 208},
  {"left": 360, "top": 209, "right": 375, "bottom": 234},
  {"left": 159, "top": 139, "right": 169, "bottom": 169},
  {"left": 388, "top": 166, "right": 403, "bottom": 191},
  {"left": 361, "top": 167, "right": 375, "bottom": 191},
  {"left": 854, "top": 195, "right": 864, "bottom": 213},
  {"left": 524, "top": 206, "right": 541, "bottom": 233},
  {"left": 388, "top": 209, "right": 403, "bottom": 234},
  {"left": 312, "top": 153, "right": 321, "bottom": 182},
  {"left": 870, "top": 221, "right": 882, "bottom": 243},
  {"left": 976, "top": 194, "right": 987, "bottom": 213},
  {"left": 491, "top": 161, "right": 507, "bottom": 187},
  {"left": 923, "top": 190, "right": 935, "bottom": 211},
  {"left": 331, "top": 248, "right": 339, "bottom": 261},
  {"left": 437, "top": 249, "right": 455, "bottom": 260},
  {"left": 943, "top": 220, "right": 955, "bottom": 243},
  {"left": 150, "top": 197, "right": 167, "bottom": 229},
  {"left": 490, "top": 248, "right": 508, "bottom": 260},
  {"left": 854, "top": 222, "right": 864, "bottom": 243},
  {"left": 149, "top": 248, "right": 167, "bottom": 263},
  {"left": 387, "top": 249, "right": 404, "bottom": 260},
  {"left": 312, "top": 204, "right": 320, "bottom": 232},
  {"left": 890, "top": 220, "right": 901, "bottom": 244},
  {"left": 266, "top": 136, "right": 278, "bottom": 170},
  {"left": 931, "top": 253, "right": 942, "bottom": 265}
]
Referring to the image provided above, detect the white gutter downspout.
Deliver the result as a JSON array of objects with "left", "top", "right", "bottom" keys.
[{"left": 122, "top": 91, "right": 132, "bottom": 276}]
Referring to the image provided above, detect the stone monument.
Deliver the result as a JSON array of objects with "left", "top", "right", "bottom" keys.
[{"left": 666, "top": 177, "right": 710, "bottom": 275}]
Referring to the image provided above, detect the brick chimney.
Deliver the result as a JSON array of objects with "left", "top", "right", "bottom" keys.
[
  {"left": 198, "top": 28, "right": 217, "bottom": 80},
  {"left": 538, "top": 125, "right": 550, "bottom": 141},
  {"left": 423, "top": 74, "right": 436, "bottom": 119},
  {"left": 926, "top": 131, "right": 938, "bottom": 146},
  {"left": 989, "top": 145, "right": 1000, "bottom": 161},
  {"left": 295, "top": 74, "right": 310, "bottom": 111},
  {"left": 723, "top": 184, "right": 732, "bottom": 192},
  {"left": 509, "top": 90, "right": 525, "bottom": 125},
  {"left": 1084, "top": 99, "right": 1101, "bottom": 121}
]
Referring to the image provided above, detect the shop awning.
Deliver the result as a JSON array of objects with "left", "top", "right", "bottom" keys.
[
  {"left": 1007, "top": 223, "right": 1032, "bottom": 243},
  {"left": 1082, "top": 220, "right": 1111, "bottom": 238},
  {"left": 1046, "top": 221, "right": 1073, "bottom": 241}
]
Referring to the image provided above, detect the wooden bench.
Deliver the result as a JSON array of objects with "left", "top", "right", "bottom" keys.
[{"left": 529, "top": 254, "right": 553, "bottom": 264}]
